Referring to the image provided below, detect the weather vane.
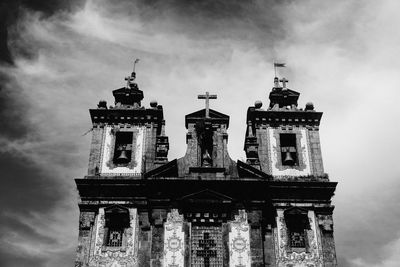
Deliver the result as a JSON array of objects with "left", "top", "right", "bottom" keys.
[
  {"left": 273, "top": 62, "right": 285, "bottom": 77},
  {"left": 133, "top": 58, "right": 140, "bottom": 73},
  {"left": 125, "top": 58, "right": 140, "bottom": 89}
]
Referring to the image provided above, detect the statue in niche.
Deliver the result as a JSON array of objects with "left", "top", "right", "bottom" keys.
[{"left": 196, "top": 120, "right": 213, "bottom": 167}]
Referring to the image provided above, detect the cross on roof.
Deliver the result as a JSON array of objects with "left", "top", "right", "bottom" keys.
[
  {"left": 279, "top": 78, "right": 289, "bottom": 89},
  {"left": 198, "top": 91, "right": 217, "bottom": 118}
]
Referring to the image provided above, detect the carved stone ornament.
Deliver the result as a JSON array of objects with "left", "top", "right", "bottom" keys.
[
  {"left": 229, "top": 210, "right": 251, "bottom": 267},
  {"left": 270, "top": 128, "right": 312, "bottom": 177},
  {"left": 317, "top": 215, "right": 334, "bottom": 232},
  {"left": 275, "top": 209, "right": 323, "bottom": 267},
  {"left": 79, "top": 212, "right": 95, "bottom": 230},
  {"left": 88, "top": 208, "right": 139, "bottom": 267},
  {"left": 100, "top": 126, "right": 144, "bottom": 176},
  {"left": 163, "top": 209, "right": 185, "bottom": 267}
]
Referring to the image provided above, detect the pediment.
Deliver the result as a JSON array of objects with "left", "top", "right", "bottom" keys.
[
  {"left": 270, "top": 88, "right": 300, "bottom": 97},
  {"left": 104, "top": 204, "right": 129, "bottom": 214},
  {"left": 179, "top": 189, "right": 234, "bottom": 202},
  {"left": 284, "top": 206, "right": 308, "bottom": 216},
  {"left": 185, "top": 109, "right": 230, "bottom": 128},
  {"left": 186, "top": 108, "right": 228, "bottom": 119}
]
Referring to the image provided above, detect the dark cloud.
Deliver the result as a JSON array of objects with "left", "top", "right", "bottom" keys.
[
  {"left": 100, "top": 0, "right": 288, "bottom": 53},
  {"left": 0, "top": 0, "right": 84, "bottom": 64},
  {"left": 0, "top": 215, "right": 57, "bottom": 245},
  {"left": 0, "top": 73, "right": 35, "bottom": 140},
  {"left": 0, "top": 3, "right": 14, "bottom": 64},
  {"left": 0, "top": 250, "right": 47, "bottom": 267},
  {"left": 0, "top": 152, "right": 64, "bottom": 214},
  {"left": 0, "top": 149, "right": 71, "bottom": 266}
]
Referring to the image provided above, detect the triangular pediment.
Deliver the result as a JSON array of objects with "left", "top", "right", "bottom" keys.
[
  {"left": 104, "top": 204, "right": 129, "bottom": 213},
  {"left": 284, "top": 206, "right": 308, "bottom": 216},
  {"left": 185, "top": 109, "right": 230, "bottom": 128},
  {"left": 269, "top": 88, "right": 300, "bottom": 108},
  {"left": 179, "top": 189, "right": 234, "bottom": 202},
  {"left": 186, "top": 108, "right": 229, "bottom": 119}
]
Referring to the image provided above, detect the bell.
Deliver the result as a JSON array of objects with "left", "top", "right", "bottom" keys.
[
  {"left": 202, "top": 149, "right": 212, "bottom": 167},
  {"left": 116, "top": 150, "right": 130, "bottom": 163},
  {"left": 283, "top": 151, "right": 294, "bottom": 165}
]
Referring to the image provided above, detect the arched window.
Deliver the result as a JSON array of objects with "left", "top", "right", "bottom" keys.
[{"left": 103, "top": 206, "right": 130, "bottom": 249}]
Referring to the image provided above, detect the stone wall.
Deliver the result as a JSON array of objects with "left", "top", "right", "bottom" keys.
[{"left": 87, "top": 126, "right": 105, "bottom": 176}]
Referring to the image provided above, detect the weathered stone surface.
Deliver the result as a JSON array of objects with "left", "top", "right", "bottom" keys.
[
  {"left": 76, "top": 72, "right": 337, "bottom": 267},
  {"left": 150, "top": 226, "right": 163, "bottom": 267},
  {"left": 229, "top": 210, "right": 251, "bottom": 267},
  {"left": 87, "top": 127, "right": 104, "bottom": 176},
  {"left": 163, "top": 210, "right": 184, "bottom": 267},
  {"left": 264, "top": 228, "right": 276, "bottom": 267}
]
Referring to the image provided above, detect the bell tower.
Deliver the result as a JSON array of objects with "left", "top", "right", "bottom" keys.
[
  {"left": 244, "top": 75, "right": 337, "bottom": 266},
  {"left": 75, "top": 65, "right": 169, "bottom": 267}
]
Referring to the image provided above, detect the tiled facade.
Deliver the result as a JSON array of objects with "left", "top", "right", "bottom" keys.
[{"left": 74, "top": 70, "right": 337, "bottom": 267}]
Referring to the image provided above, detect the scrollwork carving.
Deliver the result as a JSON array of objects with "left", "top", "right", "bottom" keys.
[
  {"left": 79, "top": 212, "right": 95, "bottom": 230},
  {"left": 276, "top": 210, "right": 323, "bottom": 267},
  {"left": 229, "top": 210, "right": 251, "bottom": 267},
  {"left": 317, "top": 215, "right": 333, "bottom": 232},
  {"left": 163, "top": 209, "right": 185, "bottom": 267},
  {"left": 88, "top": 208, "right": 138, "bottom": 267}
]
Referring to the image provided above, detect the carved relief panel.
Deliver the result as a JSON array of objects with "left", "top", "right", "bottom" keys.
[
  {"left": 229, "top": 210, "right": 251, "bottom": 267},
  {"left": 275, "top": 209, "right": 323, "bottom": 267},
  {"left": 88, "top": 207, "right": 139, "bottom": 267},
  {"left": 163, "top": 209, "right": 185, "bottom": 267}
]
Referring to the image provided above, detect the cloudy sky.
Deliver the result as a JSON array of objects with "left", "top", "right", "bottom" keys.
[{"left": 1, "top": 0, "right": 400, "bottom": 266}]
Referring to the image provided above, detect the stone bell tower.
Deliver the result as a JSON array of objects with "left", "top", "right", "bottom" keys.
[
  {"left": 74, "top": 64, "right": 337, "bottom": 267},
  {"left": 75, "top": 66, "right": 169, "bottom": 267},
  {"left": 243, "top": 76, "right": 338, "bottom": 266}
]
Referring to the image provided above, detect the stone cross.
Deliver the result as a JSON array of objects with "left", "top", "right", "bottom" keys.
[
  {"left": 279, "top": 78, "right": 289, "bottom": 89},
  {"left": 198, "top": 92, "right": 217, "bottom": 118}
]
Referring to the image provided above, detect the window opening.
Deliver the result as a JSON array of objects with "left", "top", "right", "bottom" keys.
[
  {"left": 113, "top": 132, "right": 133, "bottom": 165},
  {"left": 104, "top": 207, "right": 130, "bottom": 248},
  {"left": 280, "top": 133, "right": 298, "bottom": 166},
  {"left": 284, "top": 209, "right": 310, "bottom": 250}
]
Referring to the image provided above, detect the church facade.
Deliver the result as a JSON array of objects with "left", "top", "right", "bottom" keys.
[{"left": 74, "top": 68, "right": 337, "bottom": 267}]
